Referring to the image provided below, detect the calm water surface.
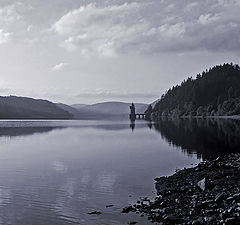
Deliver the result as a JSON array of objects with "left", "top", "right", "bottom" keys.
[{"left": 0, "top": 119, "right": 238, "bottom": 225}]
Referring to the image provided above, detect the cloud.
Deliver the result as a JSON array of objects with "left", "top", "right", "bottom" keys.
[
  {"left": 0, "top": 87, "right": 11, "bottom": 93},
  {"left": 0, "top": 3, "right": 21, "bottom": 44},
  {"left": 53, "top": 2, "right": 147, "bottom": 56},
  {"left": 51, "top": 62, "right": 68, "bottom": 71},
  {"left": 52, "top": 0, "right": 240, "bottom": 55},
  {"left": 0, "top": 29, "right": 11, "bottom": 44},
  {"left": 0, "top": 2, "right": 33, "bottom": 42},
  {"left": 198, "top": 13, "right": 221, "bottom": 25},
  {"left": 0, "top": 3, "right": 23, "bottom": 25}
]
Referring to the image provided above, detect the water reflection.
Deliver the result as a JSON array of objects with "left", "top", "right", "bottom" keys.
[
  {"left": 1, "top": 119, "right": 238, "bottom": 162},
  {"left": 0, "top": 119, "right": 237, "bottom": 224},
  {"left": 2, "top": 120, "right": 198, "bottom": 225},
  {"left": 153, "top": 118, "right": 240, "bottom": 160},
  {"left": 147, "top": 122, "right": 153, "bottom": 130},
  {"left": 0, "top": 127, "right": 57, "bottom": 138},
  {"left": 130, "top": 121, "right": 135, "bottom": 132},
  {"left": 0, "top": 120, "right": 145, "bottom": 139}
]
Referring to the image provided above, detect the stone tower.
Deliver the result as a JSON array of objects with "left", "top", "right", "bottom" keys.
[{"left": 129, "top": 103, "right": 136, "bottom": 121}]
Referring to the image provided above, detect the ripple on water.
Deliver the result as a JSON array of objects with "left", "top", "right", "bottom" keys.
[{"left": 0, "top": 186, "right": 11, "bottom": 206}]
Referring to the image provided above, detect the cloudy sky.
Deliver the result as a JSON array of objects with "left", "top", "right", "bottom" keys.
[{"left": 0, "top": 0, "right": 239, "bottom": 104}]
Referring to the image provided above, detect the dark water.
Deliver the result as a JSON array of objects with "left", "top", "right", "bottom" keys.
[{"left": 0, "top": 119, "right": 239, "bottom": 225}]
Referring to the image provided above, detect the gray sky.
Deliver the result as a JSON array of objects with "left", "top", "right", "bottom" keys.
[{"left": 0, "top": 0, "right": 239, "bottom": 104}]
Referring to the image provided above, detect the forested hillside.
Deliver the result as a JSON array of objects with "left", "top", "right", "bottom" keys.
[
  {"left": 0, "top": 96, "right": 72, "bottom": 119},
  {"left": 151, "top": 63, "right": 240, "bottom": 119}
]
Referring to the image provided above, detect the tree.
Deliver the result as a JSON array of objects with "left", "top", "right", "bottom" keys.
[
  {"left": 228, "top": 87, "right": 234, "bottom": 99},
  {"left": 145, "top": 104, "right": 153, "bottom": 121}
]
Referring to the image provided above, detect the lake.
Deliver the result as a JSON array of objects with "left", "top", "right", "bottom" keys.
[{"left": 0, "top": 119, "right": 239, "bottom": 225}]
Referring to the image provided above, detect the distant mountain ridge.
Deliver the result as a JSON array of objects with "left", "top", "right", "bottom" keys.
[
  {"left": 0, "top": 96, "right": 72, "bottom": 119},
  {"left": 56, "top": 103, "right": 82, "bottom": 119},
  {"left": 72, "top": 101, "right": 147, "bottom": 114},
  {"left": 71, "top": 104, "right": 88, "bottom": 109},
  {"left": 68, "top": 101, "right": 148, "bottom": 120},
  {"left": 0, "top": 96, "right": 148, "bottom": 120}
]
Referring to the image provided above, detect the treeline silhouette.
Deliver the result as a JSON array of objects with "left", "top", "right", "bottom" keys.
[
  {"left": 151, "top": 63, "right": 240, "bottom": 119},
  {"left": 0, "top": 127, "right": 56, "bottom": 138}
]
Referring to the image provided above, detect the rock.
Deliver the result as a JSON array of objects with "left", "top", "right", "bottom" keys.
[
  {"left": 215, "top": 193, "right": 225, "bottom": 202},
  {"left": 122, "top": 206, "right": 134, "bottom": 213},
  {"left": 225, "top": 217, "right": 238, "bottom": 224},
  {"left": 204, "top": 216, "right": 215, "bottom": 223},
  {"left": 142, "top": 200, "right": 150, "bottom": 206},
  {"left": 163, "top": 215, "right": 183, "bottom": 224},
  {"left": 128, "top": 222, "right": 138, "bottom": 225},
  {"left": 232, "top": 193, "right": 240, "bottom": 200},
  {"left": 106, "top": 204, "right": 114, "bottom": 208},
  {"left": 197, "top": 178, "right": 206, "bottom": 191},
  {"left": 88, "top": 211, "right": 102, "bottom": 215},
  {"left": 192, "top": 218, "right": 204, "bottom": 224}
]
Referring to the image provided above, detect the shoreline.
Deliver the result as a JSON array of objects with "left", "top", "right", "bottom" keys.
[
  {"left": 122, "top": 154, "right": 240, "bottom": 224},
  {"left": 153, "top": 115, "right": 240, "bottom": 120},
  {"left": 181, "top": 115, "right": 240, "bottom": 120}
]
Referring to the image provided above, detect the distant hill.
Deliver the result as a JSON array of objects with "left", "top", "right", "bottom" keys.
[
  {"left": 0, "top": 96, "right": 72, "bottom": 119},
  {"left": 71, "top": 104, "right": 88, "bottom": 110},
  {"left": 57, "top": 103, "right": 107, "bottom": 120},
  {"left": 56, "top": 103, "right": 82, "bottom": 118},
  {"left": 0, "top": 96, "right": 148, "bottom": 120},
  {"left": 76, "top": 102, "right": 147, "bottom": 114},
  {"left": 152, "top": 63, "right": 240, "bottom": 119},
  {"left": 70, "top": 101, "right": 148, "bottom": 120}
]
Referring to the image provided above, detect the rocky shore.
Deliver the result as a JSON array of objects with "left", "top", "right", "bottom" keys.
[{"left": 122, "top": 154, "right": 240, "bottom": 224}]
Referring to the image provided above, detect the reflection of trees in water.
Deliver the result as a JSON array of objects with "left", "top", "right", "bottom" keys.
[
  {"left": 0, "top": 127, "right": 57, "bottom": 138},
  {"left": 154, "top": 118, "right": 240, "bottom": 160}
]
